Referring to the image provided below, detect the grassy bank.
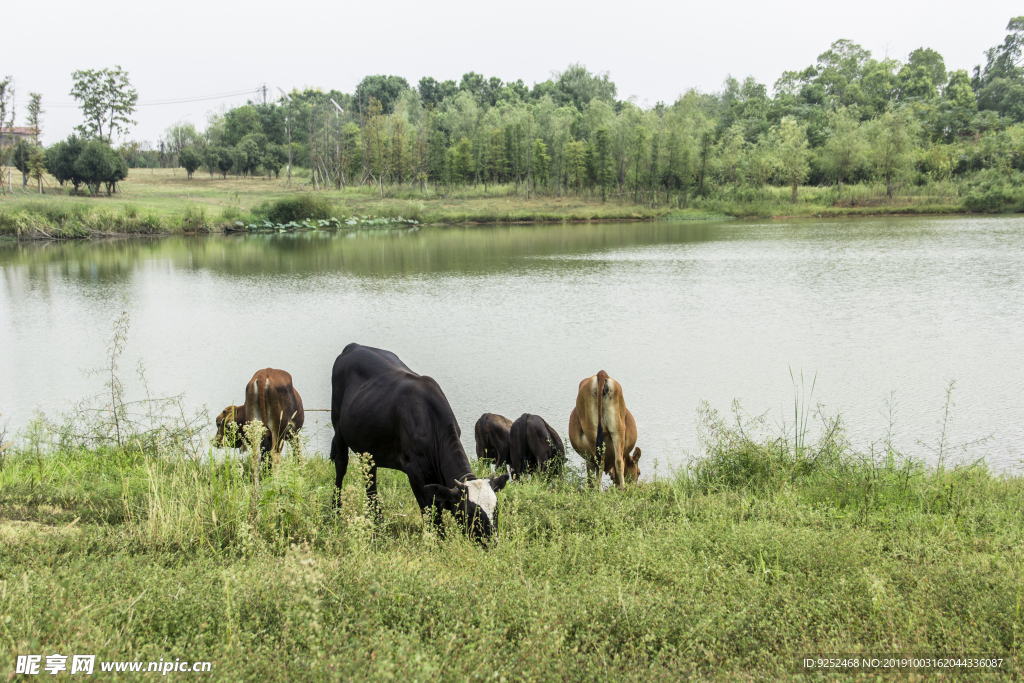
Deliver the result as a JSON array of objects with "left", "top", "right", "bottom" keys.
[
  {"left": 2, "top": 167, "right": 1019, "bottom": 240},
  {"left": 1, "top": 403, "right": 1020, "bottom": 681}
]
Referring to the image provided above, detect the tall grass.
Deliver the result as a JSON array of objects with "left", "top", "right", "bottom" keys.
[{"left": 1, "top": 388, "right": 1021, "bottom": 680}]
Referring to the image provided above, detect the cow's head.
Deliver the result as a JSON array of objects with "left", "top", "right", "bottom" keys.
[
  {"left": 424, "top": 474, "right": 511, "bottom": 543},
  {"left": 214, "top": 405, "right": 246, "bottom": 448},
  {"left": 623, "top": 447, "right": 642, "bottom": 483}
]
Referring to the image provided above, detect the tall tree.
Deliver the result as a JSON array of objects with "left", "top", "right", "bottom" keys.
[
  {"left": 565, "top": 138, "right": 586, "bottom": 192},
  {"left": 774, "top": 116, "right": 810, "bottom": 202},
  {"left": 820, "top": 106, "right": 866, "bottom": 190},
  {"left": 26, "top": 92, "right": 43, "bottom": 145},
  {"left": 868, "top": 107, "right": 917, "bottom": 198},
  {"left": 28, "top": 145, "right": 46, "bottom": 194},
  {"left": 552, "top": 63, "right": 618, "bottom": 111},
  {"left": 178, "top": 147, "right": 201, "bottom": 179},
  {"left": 531, "top": 138, "right": 550, "bottom": 189},
  {"left": 70, "top": 66, "right": 138, "bottom": 142},
  {"left": 0, "top": 76, "right": 14, "bottom": 192},
  {"left": 354, "top": 75, "right": 409, "bottom": 115},
  {"left": 592, "top": 128, "right": 614, "bottom": 202}
]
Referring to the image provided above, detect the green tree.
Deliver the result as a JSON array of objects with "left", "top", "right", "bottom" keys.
[
  {"left": 26, "top": 92, "right": 43, "bottom": 144},
  {"left": 0, "top": 75, "right": 15, "bottom": 188},
  {"left": 718, "top": 124, "right": 746, "bottom": 189},
  {"left": 531, "top": 138, "right": 550, "bottom": 190},
  {"left": 418, "top": 77, "right": 458, "bottom": 108},
  {"left": 592, "top": 128, "right": 614, "bottom": 202},
  {"left": 342, "top": 122, "right": 362, "bottom": 186},
  {"left": 821, "top": 106, "right": 866, "bottom": 189},
  {"left": 774, "top": 116, "right": 810, "bottom": 202},
  {"left": 696, "top": 129, "right": 714, "bottom": 197},
  {"left": 565, "top": 139, "right": 586, "bottom": 191},
  {"left": 28, "top": 145, "right": 46, "bottom": 194},
  {"left": 945, "top": 70, "right": 978, "bottom": 112},
  {"left": 74, "top": 139, "right": 127, "bottom": 195},
  {"left": 178, "top": 147, "right": 201, "bottom": 179},
  {"left": 233, "top": 138, "right": 262, "bottom": 177},
  {"left": 354, "top": 75, "right": 409, "bottom": 114},
  {"left": 45, "top": 135, "right": 86, "bottom": 190},
  {"left": 868, "top": 107, "right": 917, "bottom": 197},
  {"left": 488, "top": 128, "right": 505, "bottom": 184},
  {"left": 223, "top": 106, "right": 263, "bottom": 147},
  {"left": 202, "top": 145, "right": 224, "bottom": 178},
  {"left": 630, "top": 125, "right": 649, "bottom": 201},
  {"left": 69, "top": 66, "right": 138, "bottom": 142},
  {"left": 264, "top": 143, "right": 286, "bottom": 179},
  {"left": 215, "top": 147, "right": 233, "bottom": 179},
  {"left": 450, "top": 137, "right": 474, "bottom": 185},
  {"left": 745, "top": 135, "right": 776, "bottom": 189},
  {"left": 975, "top": 16, "right": 1024, "bottom": 88},
  {"left": 552, "top": 63, "right": 618, "bottom": 111},
  {"left": 427, "top": 122, "right": 449, "bottom": 190},
  {"left": 900, "top": 48, "right": 947, "bottom": 99},
  {"left": 12, "top": 138, "right": 32, "bottom": 187}
]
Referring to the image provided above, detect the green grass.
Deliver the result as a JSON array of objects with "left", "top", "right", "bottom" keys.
[
  {"left": 4, "top": 167, "right": 1018, "bottom": 241},
  {"left": 1, "top": 403, "right": 1020, "bottom": 681}
]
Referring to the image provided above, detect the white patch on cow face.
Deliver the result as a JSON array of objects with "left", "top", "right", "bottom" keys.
[{"left": 463, "top": 479, "right": 497, "bottom": 522}]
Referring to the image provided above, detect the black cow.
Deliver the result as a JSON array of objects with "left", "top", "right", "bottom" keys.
[
  {"left": 330, "top": 344, "right": 510, "bottom": 540},
  {"left": 507, "top": 413, "right": 566, "bottom": 478},
  {"left": 474, "top": 413, "right": 512, "bottom": 466}
]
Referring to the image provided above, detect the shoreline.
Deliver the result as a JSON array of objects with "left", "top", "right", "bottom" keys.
[{"left": 1, "top": 203, "right": 1010, "bottom": 243}]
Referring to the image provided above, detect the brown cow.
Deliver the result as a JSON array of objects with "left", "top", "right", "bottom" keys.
[
  {"left": 568, "top": 371, "right": 641, "bottom": 489},
  {"left": 214, "top": 368, "right": 304, "bottom": 461},
  {"left": 474, "top": 413, "right": 513, "bottom": 466}
]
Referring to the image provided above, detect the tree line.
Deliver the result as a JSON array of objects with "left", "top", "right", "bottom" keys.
[{"left": 7, "top": 17, "right": 1024, "bottom": 203}]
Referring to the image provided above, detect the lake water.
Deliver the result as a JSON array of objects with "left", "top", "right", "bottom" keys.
[{"left": 1, "top": 216, "right": 1022, "bottom": 473}]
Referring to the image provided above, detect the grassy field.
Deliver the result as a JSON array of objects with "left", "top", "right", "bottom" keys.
[
  {"left": 1, "top": 400, "right": 1020, "bottom": 681},
  {"left": 0, "top": 166, "right": 1009, "bottom": 240},
  {"left": 0, "top": 168, "right": 674, "bottom": 239}
]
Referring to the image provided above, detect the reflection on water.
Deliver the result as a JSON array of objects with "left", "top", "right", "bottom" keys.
[
  {"left": 2, "top": 217, "right": 1021, "bottom": 471},
  {"left": 0, "top": 222, "right": 719, "bottom": 282}
]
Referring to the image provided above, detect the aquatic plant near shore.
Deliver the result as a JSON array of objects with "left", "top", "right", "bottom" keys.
[{"left": 344, "top": 215, "right": 419, "bottom": 228}]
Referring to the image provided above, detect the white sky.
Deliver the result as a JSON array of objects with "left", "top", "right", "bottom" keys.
[{"left": 5, "top": 0, "right": 1021, "bottom": 145}]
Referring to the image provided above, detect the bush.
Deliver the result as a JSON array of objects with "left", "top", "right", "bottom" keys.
[
  {"left": 961, "top": 170, "right": 1024, "bottom": 211},
  {"left": 74, "top": 140, "right": 128, "bottom": 196},
  {"left": 45, "top": 136, "right": 86, "bottom": 191},
  {"left": 178, "top": 147, "right": 201, "bottom": 179},
  {"left": 254, "top": 194, "right": 335, "bottom": 224},
  {"left": 181, "top": 204, "right": 207, "bottom": 231}
]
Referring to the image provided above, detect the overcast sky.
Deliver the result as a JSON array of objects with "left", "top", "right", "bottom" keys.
[{"left": 5, "top": 0, "right": 1022, "bottom": 145}]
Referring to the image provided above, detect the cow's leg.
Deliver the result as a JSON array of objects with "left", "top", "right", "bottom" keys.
[
  {"left": 612, "top": 454, "right": 626, "bottom": 489},
  {"left": 331, "top": 432, "right": 349, "bottom": 508},
  {"left": 591, "top": 457, "right": 603, "bottom": 490}
]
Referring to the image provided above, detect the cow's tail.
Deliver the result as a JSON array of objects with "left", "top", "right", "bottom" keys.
[{"left": 595, "top": 370, "right": 609, "bottom": 459}]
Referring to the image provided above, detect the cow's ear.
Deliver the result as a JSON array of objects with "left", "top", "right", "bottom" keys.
[
  {"left": 424, "top": 484, "right": 458, "bottom": 504},
  {"left": 488, "top": 473, "right": 510, "bottom": 493},
  {"left": 632, "top": 447, "right": 641, "bottom": 463}
]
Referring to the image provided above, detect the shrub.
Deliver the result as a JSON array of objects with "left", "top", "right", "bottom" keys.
[
  {"left": 178, "top": 147, "right": 202, "bottom": 179},
  {"left": 74, "top": 140, "right": 128, "bottom": 196},
  {"left": 254, "top": 194, "right": 335, "bottom": 224},
  {"left": 181, "top": 204, "right": 207, "bottom": 231},
  {"left": 44, "top": 135, "right": 86, "bottom": 191}
]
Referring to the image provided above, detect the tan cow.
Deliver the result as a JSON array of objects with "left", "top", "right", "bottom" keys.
[
  {"left": 568, "top": 371, "right": 641, "bottom": 489},
  {"left": 215, "top": 368, "right": 304, "bottom": 462}
]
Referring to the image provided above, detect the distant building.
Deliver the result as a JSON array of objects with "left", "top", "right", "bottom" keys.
[{"left": 0, "top": 126, "right": 37, "bottom": 146}]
